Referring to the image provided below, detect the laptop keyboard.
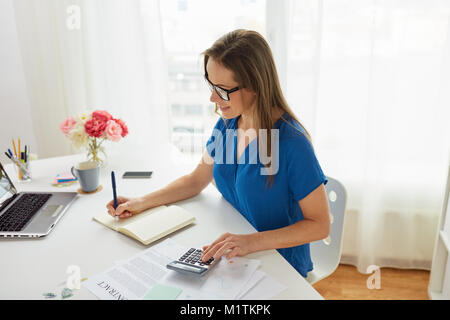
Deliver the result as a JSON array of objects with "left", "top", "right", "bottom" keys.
[{"left": 0, "top": 193, "right": 52, "bottom": 232}]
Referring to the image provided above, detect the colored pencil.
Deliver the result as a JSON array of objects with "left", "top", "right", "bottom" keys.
[{"left": 12, "top": 139, "right": 17, "bottom": 157}]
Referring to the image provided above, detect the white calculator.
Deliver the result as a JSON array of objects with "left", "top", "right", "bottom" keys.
[{"left": 166, "top": 248, "right": 220, "bottom": 277}]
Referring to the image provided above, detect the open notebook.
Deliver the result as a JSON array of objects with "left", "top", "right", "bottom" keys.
[{"left": 93, "top": 205, "right": 195, "bottom": 245}]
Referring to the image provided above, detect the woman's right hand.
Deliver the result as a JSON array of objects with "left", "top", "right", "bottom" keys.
[{"left": 106, "top": 196, "right": 147, "bottom": 220}]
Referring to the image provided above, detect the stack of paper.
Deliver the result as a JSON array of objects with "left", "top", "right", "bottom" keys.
[{"left": 82, "top": 238, "right": 286, "bottom": 300}]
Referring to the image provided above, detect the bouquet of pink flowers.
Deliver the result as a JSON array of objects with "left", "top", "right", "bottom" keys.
[{"left": 60, "top": 110, "right": 128, "bottom": 164}]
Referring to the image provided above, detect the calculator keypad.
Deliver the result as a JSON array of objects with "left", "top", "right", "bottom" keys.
[{"left": 178, "top": 248, "right": 214, "bottom": 267}]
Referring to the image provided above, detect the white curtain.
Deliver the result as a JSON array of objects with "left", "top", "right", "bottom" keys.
[
  {"left": 12, "top": 0, "right": 169, "bottom": 159},
  {"left": 285, "top": 0, "right": 450, "bottom": 273},
  {"left": 11, "top": 0, "right": 450, "bottom": 273}
]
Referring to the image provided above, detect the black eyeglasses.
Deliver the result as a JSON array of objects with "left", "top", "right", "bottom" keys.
[{"left": 204, "top": 73, "right": 241, "bottom": 101}]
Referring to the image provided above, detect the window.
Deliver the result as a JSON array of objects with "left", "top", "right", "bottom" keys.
[{"left": 160, "top": 0, "right": 266, "bottom": 157}]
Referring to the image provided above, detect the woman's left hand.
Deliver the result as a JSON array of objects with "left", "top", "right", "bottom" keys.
[{"left": 201, "top": 232, "right": 259, "bottom": 262}]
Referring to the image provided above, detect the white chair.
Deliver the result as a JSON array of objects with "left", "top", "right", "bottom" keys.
[{"left": 306, "top": 176, "right": 347, "bottom": 285}]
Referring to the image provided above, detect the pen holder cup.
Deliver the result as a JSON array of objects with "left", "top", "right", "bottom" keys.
[{"left": 13, "top": 161, "right": 32, "bottom": 182}]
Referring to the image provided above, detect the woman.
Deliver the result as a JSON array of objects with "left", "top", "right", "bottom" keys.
[{"left": 107, "top": 29, "right": 330, "bottom": 278}]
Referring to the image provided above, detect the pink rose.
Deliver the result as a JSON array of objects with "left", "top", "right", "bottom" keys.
[
  {"left": 105, "top": 120, "right": 123, "bottom": 142},
  {"left": 60, "top": 117, "right": 77, "bottom": 136},
  {"left": 114, "top": 118, "right": 128, "bottom": 137},
  {"left": 85, "top": 118, "right": 107, "bottom": 138},
  {"left": 92, "top": 110, "right": 113, "bottom": 123}
]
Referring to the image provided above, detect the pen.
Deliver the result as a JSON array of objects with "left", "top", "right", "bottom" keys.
[{"left": 111, "top": 171, "right": 118, "bottom": 221}]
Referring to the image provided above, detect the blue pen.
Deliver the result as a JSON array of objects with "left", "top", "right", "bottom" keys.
[
  {"left": 8, "top": 149, "right": 13, "bottom": 157},
  {"left": 111, "top": 171, "right": 118, "bottom": 221}
]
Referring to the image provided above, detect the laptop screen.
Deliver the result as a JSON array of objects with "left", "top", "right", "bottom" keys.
[{"left": 0, "top": 164, "right": 17, "bottom": 205}]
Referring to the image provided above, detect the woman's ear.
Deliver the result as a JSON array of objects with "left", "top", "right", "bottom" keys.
[
  {"left": 241, "top": 87, "right": 257, "bottom": 99},
  {"left": 244, "top": 87, "right": 256, "bottom": 96},
  {"left": 246, "top": 89, "right": 257, "bottom": 106}
]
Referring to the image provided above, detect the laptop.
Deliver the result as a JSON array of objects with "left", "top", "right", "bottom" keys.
[{"left": 0, "top": 161, "right": 78, "bottom": 238}]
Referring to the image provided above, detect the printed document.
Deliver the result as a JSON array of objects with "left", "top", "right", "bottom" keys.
[{"left": 83, "top": 238, "right": 285, "bottom": 300}]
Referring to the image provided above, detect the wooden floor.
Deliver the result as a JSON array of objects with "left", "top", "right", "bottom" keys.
[{"left": 312, "top": 264, "right": 431, "bottom": 300}]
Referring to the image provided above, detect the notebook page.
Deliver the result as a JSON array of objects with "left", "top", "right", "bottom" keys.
[
  {"left": 121, "top": 205, "right": 195, "bottom": 245},
  {"left": 93, "top": 205, "right": 168, "bottom": 231}
]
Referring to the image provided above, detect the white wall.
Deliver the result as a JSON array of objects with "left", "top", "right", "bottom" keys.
[{"left": 0, "top": 0, "right": 37, "bottom": 165}]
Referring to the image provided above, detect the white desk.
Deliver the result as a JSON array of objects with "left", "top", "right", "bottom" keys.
[{"left": 0, "top": 149, "right": 323, "bottom": 300}]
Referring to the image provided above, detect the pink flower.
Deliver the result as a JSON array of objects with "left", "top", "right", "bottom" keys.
[
  {"left": 114, "top": 118, "right": 128, "bottom": 137},
  {"left": 61, "top": 110, "right": 128, "bottom": 146},
  {"left": 59, "top": 117, "right": 77, "bottom": 136},
  {"left": 105, "top": 120, "right": 123, "bottom": 142},
  {"left": 92, "top": 110, "right": 113, "bottom": 123},
  {"left": 85, "top": 118, "right": 107, "bottom": 138}
]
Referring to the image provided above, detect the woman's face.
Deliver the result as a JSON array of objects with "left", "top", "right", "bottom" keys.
[{"left": 206, "top": 57, "right": 255, "bottom": 119}]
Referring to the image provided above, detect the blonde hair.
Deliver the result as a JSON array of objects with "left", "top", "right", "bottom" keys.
[{"left": 202, "top": 29, "right": 312, "bottom": 187}]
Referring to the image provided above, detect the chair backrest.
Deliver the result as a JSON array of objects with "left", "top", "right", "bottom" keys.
[{"left": 309, "top": 176, "right": 347, "bottom": 279}]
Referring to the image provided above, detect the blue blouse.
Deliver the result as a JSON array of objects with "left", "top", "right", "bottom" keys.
[{"left": 206, "top": 112, "right": 327, "bottom": 278}]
